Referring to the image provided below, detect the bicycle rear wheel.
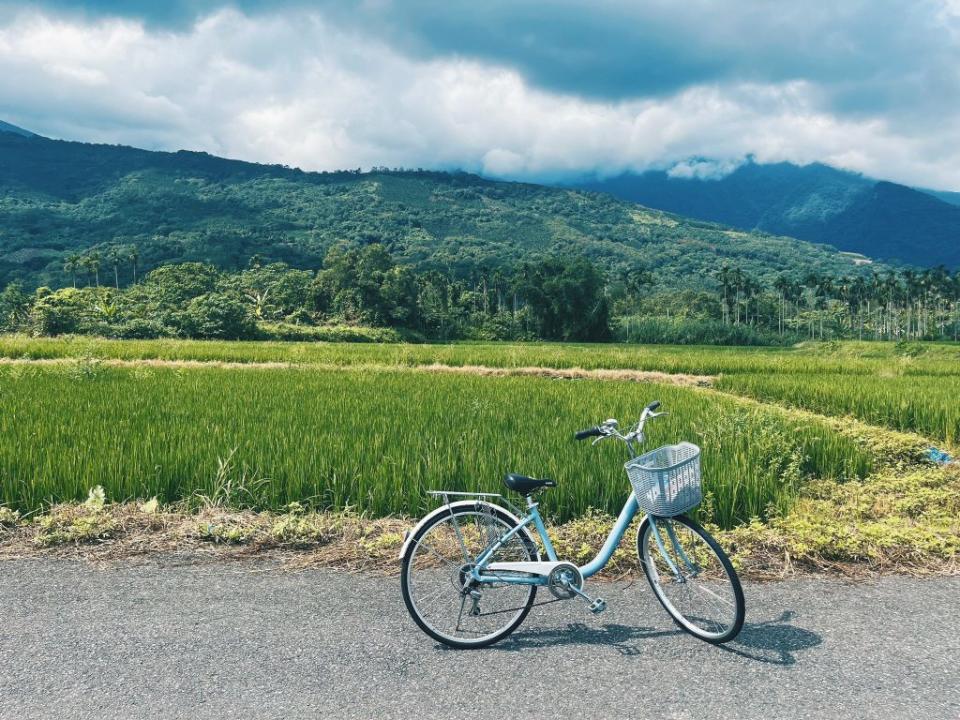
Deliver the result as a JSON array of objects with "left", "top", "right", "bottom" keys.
[
  {"left": 401, "top": 503, "right": 539, "bottom": 649},
  {"left": 638, "top": 514, "right": 744, "bottom": 643}
]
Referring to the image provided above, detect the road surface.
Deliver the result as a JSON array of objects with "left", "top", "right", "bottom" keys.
[{"left": 1, "top": 558, "right": 957, "bottom": 719}]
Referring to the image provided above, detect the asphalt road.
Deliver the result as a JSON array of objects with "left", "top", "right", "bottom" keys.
[{"left": 1, "top": 558, "right": 957, "bottom": 720}]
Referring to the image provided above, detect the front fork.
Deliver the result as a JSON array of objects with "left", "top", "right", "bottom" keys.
[{"left": 648, "top": 516, "right": 699, "bottom": 581}]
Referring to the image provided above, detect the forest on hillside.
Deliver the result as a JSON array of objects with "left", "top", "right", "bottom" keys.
[
  {"left": 3, "top": 132, "right": 958, "bottom": 344},
  {"left": 1, "top": 132, "right": 870, "bottom": 292}
]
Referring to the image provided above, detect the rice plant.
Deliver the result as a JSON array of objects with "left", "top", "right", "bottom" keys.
[
  {"left": 0, "top": 363, "right": 871, "bottom": 528},
  {"left": 718, "top": 373, "right": 960, "bottom": 446},
  {"left": 1, "top": 335, "right": 958, "bottom": 376}
]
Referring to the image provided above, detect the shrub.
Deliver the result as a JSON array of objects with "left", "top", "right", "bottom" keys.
[
  {"left": 259, "top": 322, "right": 403, "bottom": 343},
  {"left": 178, "top": 291, "right": 258, "bottom": 340},
  {"left": 30, "top": 288, "right": 87, "bottom": 336},
  {"left": 114, "top": 318, "right": 172, "bottom": 339}
]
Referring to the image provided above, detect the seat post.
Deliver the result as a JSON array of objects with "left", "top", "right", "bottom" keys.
[{"left": 523, "top": 493, "right": 558, "bottom": 561}]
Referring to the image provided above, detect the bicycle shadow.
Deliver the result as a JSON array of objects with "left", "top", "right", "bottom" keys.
[
  {"left": 718, "top": 610, "right": 822, "bottom": 666},
  {"left": 492, "top": 621, "right": 680, "bottom": 656},
  {"left": 452, "top": 610, "right": 820, "bottom": 664}
]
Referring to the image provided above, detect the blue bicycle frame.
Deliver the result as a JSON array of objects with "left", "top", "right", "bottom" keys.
[{"left": 467, "top": 490, "right": 688, "bottom": 586}]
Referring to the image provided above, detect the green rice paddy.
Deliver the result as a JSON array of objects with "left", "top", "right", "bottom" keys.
[{"left": 1, "top": 335, "right": 955, "bottom": 530}]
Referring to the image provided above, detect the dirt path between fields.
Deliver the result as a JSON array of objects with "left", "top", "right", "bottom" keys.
[{"left": 0, "top": 356, "right": 714, "bottom": 386}]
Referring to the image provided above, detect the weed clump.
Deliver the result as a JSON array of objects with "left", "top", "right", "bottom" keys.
[
  {"left": 716, "top": 465, "right": 960, "bottom": 575},
  {"left": 34, "top": 486, "right": 118, "bottom": 546},
  {"left": 0, "top": 506, "right": 20, "bottom": 527}
]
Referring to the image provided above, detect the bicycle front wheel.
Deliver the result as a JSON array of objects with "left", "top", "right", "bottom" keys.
[
  {"left": 638, "top": 514, "right": 745, "bottom": 643},
  {"left": 401, "top": 503, "right": 539, "bottom": 649}
]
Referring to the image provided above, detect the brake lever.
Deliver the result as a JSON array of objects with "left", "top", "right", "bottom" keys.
[
  {"left": 592, "top": 419, "right": 619, "bottom": 445},
  {"left": 591, "top": 429, "right": 613, "bottom": 446}
]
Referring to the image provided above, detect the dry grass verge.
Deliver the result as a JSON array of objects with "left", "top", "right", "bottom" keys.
[{"left": 2, "top": 465, "right": 957, "bottom": 579}]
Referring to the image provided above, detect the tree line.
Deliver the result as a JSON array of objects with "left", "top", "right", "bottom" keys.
[
  {"left": 0, "top": 244, "right": 610, "bottom": 342},
  {"left": 0, "top": 244, "right": 958, "bottom": 344},
  {"left": 712, "top": 263, "right": 960, "bottom": 341}
]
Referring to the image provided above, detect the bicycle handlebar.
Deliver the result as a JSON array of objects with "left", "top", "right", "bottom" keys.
[{"left": 574, "top": 401, "right": 665, "bottom": 444}]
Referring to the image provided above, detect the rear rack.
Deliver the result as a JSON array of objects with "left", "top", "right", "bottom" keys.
[
  {"left": 426, "top": 490, "right": 525, "bottom": 517},
  {"left": 427, "top": 491, "right": 502, "bottom": 498}
]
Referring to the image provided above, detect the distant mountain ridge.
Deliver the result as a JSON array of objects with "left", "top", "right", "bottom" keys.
[
  {"left": 0, "top": 120, "right": 36, "bottom": 137},
  {"left": 0, "top": 128, "right": 874, "bottom": 289},
  {"left": 923, "top": 188, "right": 960, "bottom": 207},
  {"left": 570, "top": 161, "right": 960, "bottom": 268}
]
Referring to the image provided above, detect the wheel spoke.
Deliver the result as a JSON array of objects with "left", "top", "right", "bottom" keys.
[
  {"left": 417, "top": 539, "right": 463, "bottom": 569},
  {"left": 415, "top": 583, "right": 453, "bottom": 607},
  {"left": 692, "top": 582, "right": 735, "bottom": 608}
]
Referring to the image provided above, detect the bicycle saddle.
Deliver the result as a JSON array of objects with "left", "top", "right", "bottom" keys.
[{"left": 504, "top": 473, "right": 557, "bottom": 494}]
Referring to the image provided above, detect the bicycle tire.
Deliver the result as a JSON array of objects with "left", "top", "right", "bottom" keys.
[
  {"left": 401, "top": 502, "right": 539, "bottom": 649},
  {"left": 638, "top": 513, "right": 745, "bottom": 644}
]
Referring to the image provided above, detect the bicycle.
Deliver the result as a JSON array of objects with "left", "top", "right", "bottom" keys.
[{"left": 399, "top": 400, "right": 746, "bottom": 649}]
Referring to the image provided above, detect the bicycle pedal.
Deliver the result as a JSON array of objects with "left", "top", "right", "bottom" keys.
[{"left": 589, "top": 598, "right": 607, "bottom": 614}]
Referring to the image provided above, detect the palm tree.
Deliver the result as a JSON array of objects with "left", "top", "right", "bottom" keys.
[
  {"left": 85, "top": 251, "right": 102, "bottom": 287},
  {"left": 848, "top": 276, "right": 868, "bottom": 339},
  {"left": 63, "top": 253, "right": 81, "bottom": 288},
  {"left": 952, "top": 270, "right": 960, "bottom": 341},
  {"left": 772, "top": 275, "right": 792, "bottom": 335},
  {"left": 799, "top": 285, "right": 818, "bottom": 338},
  {"left": 714, "top": 264, "right": 734, "bottom": 325},
  {"left": 925, "top": 266, "right": 949, "bottom": 338},
  {"left": 127, "top": 245, "right": 140, "bottom": 284},
  {"left": 490, "top": 268, "right": 507, "bottom": 314},
  {"left": 867, "top": 272, "right": 884, "bottom": 339},
  {"left": 801, "top": 272, "right": 822, "bottom": 338},
  {"left": 105, "top": 246, "right": 122, "bottom": 289},
  {"left": 77, "top": 255, "right": 91, "bottom": 287},
  {"left": 883, "top": 272, "right": 901, "bottom": 339},
  {"left": 730, "top": 267, "right": 746, "bottom": 324},
  {"left": 740, "top": 274, "right": 760, "bottom": 325},
  {"left": 902, "top": 269, "right": 919, "bottom": 338}
]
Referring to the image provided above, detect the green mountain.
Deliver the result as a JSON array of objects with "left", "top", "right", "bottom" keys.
[
  {"left": 0, "top": 129, "right": 878, "bottom": 289},
  {"left": 573, "top": 161, "right": 960, "bottom": 268}
]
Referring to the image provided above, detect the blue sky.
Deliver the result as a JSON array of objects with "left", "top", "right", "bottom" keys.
[{"left": 2, "top": 1, "right": 960, "bottom": 188}]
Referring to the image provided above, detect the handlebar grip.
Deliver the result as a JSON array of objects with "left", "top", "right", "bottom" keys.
[
  {"left": 574, "top": 427, "right": 603, "bottom": 441},
  {"left": 646, "top": 400, "right": 661, "bottom": 412}
]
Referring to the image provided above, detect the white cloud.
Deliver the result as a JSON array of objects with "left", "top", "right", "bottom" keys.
[
  {"left": 2, "top": 8, "right": 960, "bottom": 189},
  {"left": 667, "top": 158, "right": 743, "bottom": 181}
]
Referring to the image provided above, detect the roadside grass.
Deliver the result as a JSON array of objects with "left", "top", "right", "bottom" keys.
[
  {"left": 720, "top": 465, "right": 960, "bottom": 576},
  {"left": 2, "top": 463, "right": 957, "bottom": 578}
]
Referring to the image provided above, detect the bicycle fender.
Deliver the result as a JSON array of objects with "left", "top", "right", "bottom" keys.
[{"left": 398, "top": 500, "right": 526, "bottom": 559}]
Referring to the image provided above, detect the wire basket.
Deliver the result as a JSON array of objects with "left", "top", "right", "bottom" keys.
[{"left": 625, "top": 442, "right": 702, "bottom": 517}]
